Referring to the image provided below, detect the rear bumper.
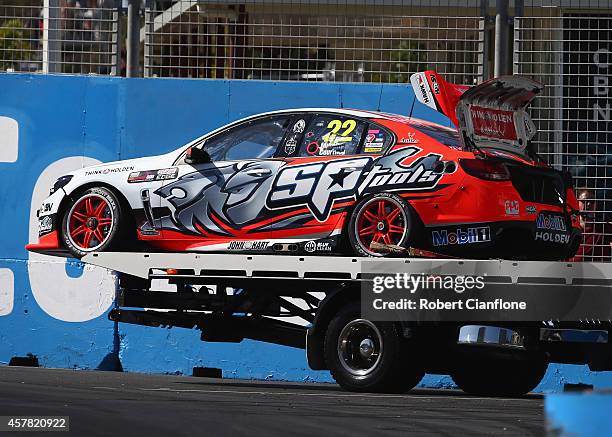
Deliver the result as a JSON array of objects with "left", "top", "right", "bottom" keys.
[{"left": 424, "top": 218, "right": 582, "bottom": 260}]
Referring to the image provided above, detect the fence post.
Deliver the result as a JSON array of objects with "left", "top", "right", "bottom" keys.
[
  {"left": 42, "top": 0, "right": 61, "bottom": 73},
  {"left": 126, "top": 0, "right": 141, "bottom": 77},
  {"left": 494, "top": 0, "right": 510, "bottom": 77},
  {"left": 144, "top": 0, "right": 154, "bottom": 77},
  {"left": 111, "top": 0, "right": 122, "bottom": 76},
  {"left": 480, "top": 0, "right": 492, "bottom": 81}
]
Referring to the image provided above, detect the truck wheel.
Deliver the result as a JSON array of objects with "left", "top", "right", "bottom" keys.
[
  {"left": 324, "top": 303, "right": 424, "bottom": 393},
  {"left": 451, "top": 356, "right": 548, "bottom": 397},
  {"left": 61, "top": 187, "right": 125, "bottom": 258},
  {"left": 347, "top": 193, "right": 416, "bottom": 257}
]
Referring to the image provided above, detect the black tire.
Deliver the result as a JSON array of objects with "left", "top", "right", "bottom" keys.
[
  {"left": 61, "top": 187, "right": 125, "bottom": 258},
  {"left": 451, "top": 355, "right": 548, "bottom": 397},
  {"left": 347, "top": 192, "right": 417, "bottom": 257},
  {"left": 324, "top": 303, "right": 424, "bottom": 393}
]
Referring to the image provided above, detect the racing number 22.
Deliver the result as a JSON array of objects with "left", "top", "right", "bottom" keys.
[{"left": 323, "top": 119, "right": 357, "bottom": 144}]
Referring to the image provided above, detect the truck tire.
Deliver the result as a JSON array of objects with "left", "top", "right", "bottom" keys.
[
  {"left": 451, "top": 356, "right": 548, "bottom": 397},
  {"left": 324, "top": 303, "right": 424, "bottom": 393}
]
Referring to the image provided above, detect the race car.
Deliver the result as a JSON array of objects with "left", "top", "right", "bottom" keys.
[{"left": 27, "top": 71, "right": 582, "bottom": 260}]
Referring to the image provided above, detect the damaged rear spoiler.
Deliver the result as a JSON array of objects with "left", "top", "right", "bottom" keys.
[{"left": 410, "top": 71, "right": 544, "bottom": 157}]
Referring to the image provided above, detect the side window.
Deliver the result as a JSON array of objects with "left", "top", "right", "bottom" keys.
[
  {"left": 298, "top": 115, "right": 365, "bottom": 157},
  {"left": 363, "top": 124, "right": 393, "bottom": 154},
  {"left": 202, "top": 116, "right": 290, "bottom": 161}
]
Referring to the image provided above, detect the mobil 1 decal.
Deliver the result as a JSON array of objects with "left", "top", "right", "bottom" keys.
[
  {"left": 534, "top": 212, "right": 570, "bottom": 244},
  {"left": 267, "top": 146, "right": 444, "bottom": 222}
]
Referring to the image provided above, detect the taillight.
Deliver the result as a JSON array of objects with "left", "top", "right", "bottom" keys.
[{"left": 459, "top": 158, "right": 510, "bottom": 181}]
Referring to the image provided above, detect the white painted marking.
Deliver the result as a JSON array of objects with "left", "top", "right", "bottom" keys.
[
  {"left": 28, "top": 156, "right": 116, "bottom": 322},
  {"left": 0, "top": 268, "right": 14, "bottom": 316},
  {"left": 0, "top": 116, "right": 18, "bottom": 162}
]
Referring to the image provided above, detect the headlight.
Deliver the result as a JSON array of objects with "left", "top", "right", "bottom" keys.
[{"left": 50, "top": 175, "right": 73, "bottom": 195}]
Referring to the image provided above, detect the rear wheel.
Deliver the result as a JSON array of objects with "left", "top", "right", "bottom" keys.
[
  {"left": 324, "top": 303, "right": 424, "bottom": 393},
  {"left": 347, "top": 193, "right": 415, "bottom": 257},
  {"left": 61, "top": 187, "right": 124, "bottom": 258}
]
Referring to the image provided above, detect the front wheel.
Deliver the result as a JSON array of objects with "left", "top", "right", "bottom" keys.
[
  {"left": 347, "top": 193, "right": 416, "bottom": 257},
  {"left": 61, "top": 187, "right": 124, "bottom": 258},
  {"left": 324, "top": 303, "right": 424, "bottom": 393}
]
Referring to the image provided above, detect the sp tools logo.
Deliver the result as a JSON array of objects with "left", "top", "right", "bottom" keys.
[{"left": 267, "top": 147, "right": 444, "bottom": 222}]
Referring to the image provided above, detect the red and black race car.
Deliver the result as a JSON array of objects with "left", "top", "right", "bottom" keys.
[{"left": 28, "top": 72, "right": 582, "bottom": 260}]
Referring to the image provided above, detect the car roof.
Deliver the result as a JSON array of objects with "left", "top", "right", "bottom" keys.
[{"left": 252, "top": 108, "right": 412, "bottom": 122}]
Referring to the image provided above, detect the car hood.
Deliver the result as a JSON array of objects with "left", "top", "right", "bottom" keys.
[{"left": 69, "top": 152, "right": 177, "bottom": 178}]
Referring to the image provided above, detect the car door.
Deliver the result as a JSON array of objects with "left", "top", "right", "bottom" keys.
[
  {"left": 155, "top": 114, "right": 292, "bottom": 250},
  {"left": 270, "top": 113, "right": 373, "bottom": 236}
]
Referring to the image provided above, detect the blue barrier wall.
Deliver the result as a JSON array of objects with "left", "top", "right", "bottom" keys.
[{"left": 0, "top": 73, "right": 610, "bottom": 391}]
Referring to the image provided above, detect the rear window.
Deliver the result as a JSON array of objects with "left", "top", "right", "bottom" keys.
[{"left": 411, "top": 123, "right": 461, "bottom": 149}]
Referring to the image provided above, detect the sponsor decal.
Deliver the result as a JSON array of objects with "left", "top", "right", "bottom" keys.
[
  {"left": 535, "top": 232, "right": 570, "bottom": 244},
  {"left": 139, "top": 222, "right": 159, "bottom": 236},
  {"left": 417, "top": 74, "right": 431, "bottom": 104},
  {"left": 293, "top": 119, "right": 306, "bottom": 133},
  {"left": 432, "top": 227, "right": 491, "bottom": 246},
  {"left": 430, "top": 74, "right": 440, "bottom": 94},
  {"left": 536, "top": 213, "right": 567, "bottom": 231},
  {"left": 364, "top": 129, "right": 386, "bottom": 152},
  {"left": 526, "top": 205, "right": 537, "bottom": 214},
  {"left": 534, "top": 213, "right": 569, "bottom": 244},
  {"left": 38, "top": 215, "right": 53, "bottom": 235},
  {"left": 306, "top": 141, "right": 319, "bottom": 155},
  {"left": 399, "top": 132, "right": 418, "bottom": 144},
  {"left": 156, "top": 147, "right": 446, "bottom": 236},
  {"left": 42, "top": 202, "right": 53, "bottom": 213},
  {"left": 284, "top": 136, "right": 298, "bottom": 155},
  {"left": 228, "top": 241, "right": 270, "bottom": 251},
  {"left": 470, "top": 105, "right": 517, "bottom": 141},
  {"left": 85, "top": 166, "right": 134, "bottom": 176},
  {"left": 504, "top": 200, "right": 519, "bottom": 215},
  {"left": 304, "top": 240, "right": 332, "bottom": 253},
  {"left": 318, "top": 147, "right": 346, "bottom": 156},
  {"left": 128, "top": 167, "right": 178, "bottom": 183},
  {"left": 268, "top": 147, "right": 444, "bottom": 222}
]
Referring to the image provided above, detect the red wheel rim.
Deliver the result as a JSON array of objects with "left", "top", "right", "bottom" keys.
[
  {"left": 356, "top": 198, "right": 407, "bottom": 254},
  {"left": 67, "top": 194, "right": 114, "bottom": 250}
]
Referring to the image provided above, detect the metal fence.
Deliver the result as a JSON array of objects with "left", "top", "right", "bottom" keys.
[
  {"left": 2, "top": 0, "right": 612, "bottom": 261},
  {"left": 143, "top": 0, "right": 486, "bottom": 84},
  {"left": 514, "top": 5, "right": 612, "bottom": 262},
  {"left": 0, "top": 0, "right": 120, "bottom": 75}
]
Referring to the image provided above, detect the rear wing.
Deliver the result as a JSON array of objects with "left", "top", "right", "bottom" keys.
[{"left": 410, "top": 71, "right": 544, "bottom": 156}]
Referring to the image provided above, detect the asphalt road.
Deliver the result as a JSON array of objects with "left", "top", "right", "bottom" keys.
[{"left": 0, "top": 366, "right": 544, "bottom": 436}]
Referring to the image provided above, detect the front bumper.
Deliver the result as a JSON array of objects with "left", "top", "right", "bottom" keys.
[{"left": 25, "top": 230, "right": 69, "bottom": 256}]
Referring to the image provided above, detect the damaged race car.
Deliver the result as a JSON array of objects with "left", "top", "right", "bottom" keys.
[{"left": 27, "top": 71, "right": 582, "bottom": 260}]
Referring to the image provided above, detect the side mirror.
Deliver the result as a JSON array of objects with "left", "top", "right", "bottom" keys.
[{"left": 185, "top": 147, "right": 211, "bottom": 165}]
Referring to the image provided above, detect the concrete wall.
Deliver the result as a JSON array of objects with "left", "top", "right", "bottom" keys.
[{"left": 0, "top": 73, "right": 610, "bottom": 391}]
